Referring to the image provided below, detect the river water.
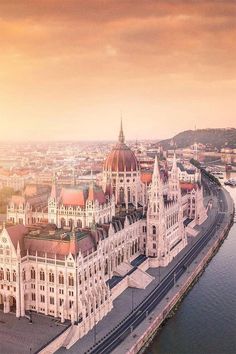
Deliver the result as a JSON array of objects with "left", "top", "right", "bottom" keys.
[{"left": 146, "top": 181, "right": 236, "bottom": 354}]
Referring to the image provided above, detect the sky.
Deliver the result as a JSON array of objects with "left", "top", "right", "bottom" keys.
[{"left": 0, "top": 0, "right": 236, "bottom": 142}]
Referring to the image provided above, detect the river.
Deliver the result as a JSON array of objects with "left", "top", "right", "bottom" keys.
[{"left": 146, "top": 180, "right": 236, "bottom": 354}]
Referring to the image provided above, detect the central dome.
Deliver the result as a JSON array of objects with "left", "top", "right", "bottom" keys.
[{"left": 104, "top": 121, "right": 139, "bottom": 172}]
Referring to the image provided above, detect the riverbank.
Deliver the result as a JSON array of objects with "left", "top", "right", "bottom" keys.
[{"left": 111, "top": 187, "right": 234, "bottom": 354}]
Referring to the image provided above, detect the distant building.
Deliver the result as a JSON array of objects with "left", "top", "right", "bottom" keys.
[
  {"left": 0, "top": 168, "right": 33, "bottom": 191},
  {"left": 7, "top": 184, "right": 50, "bottom": 225},
  {"left": 177, "top": 162, "right": 200, "bottom": 183}
]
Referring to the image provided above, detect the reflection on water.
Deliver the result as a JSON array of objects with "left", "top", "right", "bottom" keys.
[{"left": 146, "top": 185, "right": 236, "bottom": 354}]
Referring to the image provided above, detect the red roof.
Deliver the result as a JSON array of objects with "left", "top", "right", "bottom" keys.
[
  {"left": 0, "top": 168, "right": 30, "bottom": 177},
  {"left": 24, "top": 233, "right": 95, "bottom": 257},
  {"left": 11, "top": 195, "right": 25, "bottom": 206},
  {"left": 141, "top": 172, "right": 152, "bottom": 184},
  {"left": 60, "top": 188, "right": 86, "bottom": 207},
  {"left": 25, "top": 238, "right": 71, "bottom": 257},
  {"left": 180, "top": 182, "right": 197, "bottom": 191},
  {"left": 6, "top": 224, "right": 28, "bottom": 250},
  {"left": 87, "top": 184, "right": 106, "bottom": 204}
]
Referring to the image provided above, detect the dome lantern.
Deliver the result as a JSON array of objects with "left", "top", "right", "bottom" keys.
[{"left": 104, "top": 120, "right": 139, "bottom": 173}]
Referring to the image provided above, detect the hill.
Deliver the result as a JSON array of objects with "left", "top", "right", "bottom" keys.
[{"left": 158, "top": 128, "right": 236, "bottom": 150}]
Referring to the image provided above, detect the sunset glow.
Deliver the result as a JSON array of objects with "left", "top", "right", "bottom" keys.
[{"left": 0, "top": 0, "right": 236, "bottom": 141}]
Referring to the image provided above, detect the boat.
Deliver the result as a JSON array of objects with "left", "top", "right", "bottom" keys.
[{"left": 224, "top": 179, "right": 236, "bottom": 187}]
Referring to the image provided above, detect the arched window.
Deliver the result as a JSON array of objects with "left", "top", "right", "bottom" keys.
[
  {"left": 61, "top": 218, "right": 66, "bottom": 228},
  {"left": 0, "top": 268, "right": 4, "bottom": 280},
  {"left": 153, "top": 203, "right": 156, "bottom": 213},
  {"left": 119, "top": 187, "right": 124, "bottom": 204},
  {"left": 31, "top": 268, "right": 36, "bottom": 280},
  {"left": 22, "top": 268, "right": 26, "bottom": 281},
  {"left": 68, "top": 273, "right": 74, "bottom": 287},
  {"left": 68, "top": 219, "right": 73, "bottom": 229},
  {"left": 49, "top": 271, "right": 54, "bottom": 283},
  {"left": 6, "top": 269, "right": 10, "bottom": 282},
  {"left": 105, "top": 259, "right": 108, "bottom": 275},
  {"left": 40, "top": 269, "right": 45, "bottom": 281},
  {"left": 77, "top": 220, "right": 82, "bottom": 228},
  {"left": 13, "top": 270, "right": 16, "bottom": 282},
  {"left": 127, "top": 187, "right": 131, "bottom": 203},
  {"left": 152, "top": 225, "right": 156, "bottom": 235},
  {"left": 59, "top": 272, "right": 64, "bottom": 285}
]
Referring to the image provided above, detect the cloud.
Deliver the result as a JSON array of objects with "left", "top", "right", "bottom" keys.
[{"left": 0, "top": 1, "right": 236, "bottom": 141}]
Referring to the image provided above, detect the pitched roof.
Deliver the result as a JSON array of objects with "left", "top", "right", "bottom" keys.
[
  {"left": 180, "top": 182, "right": 197, "bottom": 191},
  {"left": 11, "top": 195, "right": 25, "bottom": 206},
  {"left": 141, "top": 172, "right": 152, "bottom": 184},
  {"left": 59, "top": 187, "right": 87, "bottom": 207},
  {"left": 6, "top": 224, "right": 28, "bottom": 250},
  {"left": 87, "top": 184, "right": 106, "bottom": 204},
  {"left": 24, "top": 229, "right": 95, "bottom": 257}
]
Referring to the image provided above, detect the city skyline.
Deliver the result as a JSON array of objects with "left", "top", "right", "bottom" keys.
[{"left": 0, "top": 0, "right": 236, "bottom": 141}]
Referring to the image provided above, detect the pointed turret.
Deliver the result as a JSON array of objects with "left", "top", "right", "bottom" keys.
[
  {"left": 170, "top": 152, "right": 180, "bottom": 200},
  {"left": 170, "top": 152, "right": 178, "bottom": 180},
  {"left": 50, "top": 173, "right": 57, "bottom": 200},
  {"left": 17, "top": 240, "right": 21, "bottom": 258},
  {"left": 118, "top": 118, "right": 125, "bottom": 143},
  {"left": 146, "top": 155, "right": 165, "bottom": 259},
  {"left": 149, "top": 155, "right": 163, "bottom": 211},
  {"left": 172, "top": 152, "right": 177, "bottom": 170},
  {"left": 152, "top": 155, "right": 161, "bottom": 180}
]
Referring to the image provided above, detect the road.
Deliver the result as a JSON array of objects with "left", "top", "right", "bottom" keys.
[{"left": 87, "top": 177, "right": 230, "bottom": 354}]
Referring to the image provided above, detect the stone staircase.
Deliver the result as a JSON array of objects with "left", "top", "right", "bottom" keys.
[
  {"left": 113, "top": 262, "right": 133, "bottom": 276},
  {"left": 62, "top": 325, "right": 79, "bottom": 349},
  {"left": 128, "top": 268, "right": 154, "bottom": 289},
  {"left": 186, "top": 225, "right": 199, "bottom": 237}
]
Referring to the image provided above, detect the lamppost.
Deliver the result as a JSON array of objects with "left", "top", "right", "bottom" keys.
[{"left": 131, "top": 287, "right": 134, "bottom": 312}]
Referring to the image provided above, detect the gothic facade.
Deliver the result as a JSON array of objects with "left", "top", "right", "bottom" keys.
[{"left": 1, "top": 124, "right": 207, "bottom": 348}]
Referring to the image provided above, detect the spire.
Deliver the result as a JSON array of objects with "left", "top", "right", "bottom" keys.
[
  {"left": 148, "top": 155, "right": 164, "bottom": 216},
  {"left": 50, "top": 173, "right": 57, "bottom": 199},
  {"left": 152, "top": 155, "right": 160, "bottom": 180},
  {"left": 17, "top": 241, "right": 21, "bottom": 257},
  {"left": 172, "top": 151, "right": 177, "bottom": 170},
  {"left": 118, "top": 117, "right": 125, "bottom": 143}
]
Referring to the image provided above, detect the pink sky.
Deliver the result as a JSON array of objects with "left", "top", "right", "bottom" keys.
[{"left": 0, "top": 1, "right": 236, "bottom": 141}]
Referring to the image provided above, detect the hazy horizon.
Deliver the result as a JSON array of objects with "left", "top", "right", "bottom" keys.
[
  {"left": 0, "top": 1, "right": 236, "bottom": 141},
  {"left": 0, "top": 126, "right": 235, "bottom": 144}
]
